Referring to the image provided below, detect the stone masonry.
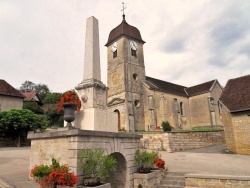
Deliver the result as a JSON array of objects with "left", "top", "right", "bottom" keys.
[
  {"left": 141, "top": 131, "right": 225, "bottom": 152},
  {"left": 222, "top": 110, "right": 250, "bottom": 154},
  {"left": 28, "top": 129, "right": 142, "bottom": 188}
]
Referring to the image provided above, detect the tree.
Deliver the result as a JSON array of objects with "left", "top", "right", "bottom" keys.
[
  {"left": 20, "top": 80, "right": 36, "bottom": 92},
  {"left": 0, "top": 109, "right": 47, "bottom": 147},
  {"left": 35, "top": 84, "right": 50, "bottom": 100},
  {"left": 23, "top": 102, "right": 44, "bottom": 114},
  {"left": 43, "top": 93, "right": 63, "bottom": 104}
]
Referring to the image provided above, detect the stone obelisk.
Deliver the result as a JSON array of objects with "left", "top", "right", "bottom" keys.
[
  {"left": 76, "top": 16, "right": 106, "bottom": 109},
  {"left": 74, "top": 16, "right": 117, "bottom": 132}
]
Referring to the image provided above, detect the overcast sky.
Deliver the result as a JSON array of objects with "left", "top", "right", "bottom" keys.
[{"left": 1, "top": 0, "right": 250, "bottom": 92}]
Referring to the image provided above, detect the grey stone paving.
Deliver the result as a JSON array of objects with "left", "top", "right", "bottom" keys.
[{"left": 0, "top": 144, "right": 250, "bottom": 188}]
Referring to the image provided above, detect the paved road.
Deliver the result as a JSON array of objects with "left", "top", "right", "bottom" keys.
[{"left": 0, "top": 145, "right": 250, "bottom": 188}]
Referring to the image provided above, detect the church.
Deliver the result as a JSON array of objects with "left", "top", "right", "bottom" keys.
[{"left": 104, "top": 14, "right": 223, "bottom": 131}]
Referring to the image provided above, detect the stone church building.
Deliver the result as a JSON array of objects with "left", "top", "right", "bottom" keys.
[{"left": 105, "top": 15, "right": 223, "bottom": 131}]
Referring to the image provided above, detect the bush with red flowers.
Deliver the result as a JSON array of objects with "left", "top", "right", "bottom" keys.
[
  {"left": 57, "top": 90, "right": 81, "bottom": 112},
  {"left": 154, "top": 155, "right": 166, "bottom": 170},
  {"left": 30, "top": 158, "right": 78, "bottom": 188}
]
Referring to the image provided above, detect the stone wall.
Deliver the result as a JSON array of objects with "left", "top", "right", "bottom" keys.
[
  {"left": 28, "top": 129, "right": 142, "bottom": 188},
  {"left": 222, "top": 110, "right": 250, "bottom": 154},
  {"left": 141, "top": 131, "right": 225, "bottom": 152},
  {"left": 185, "top": 174, "right": 250, "bottom": 188}
]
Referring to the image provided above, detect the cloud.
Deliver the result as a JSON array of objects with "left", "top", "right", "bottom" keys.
[{"left": 0, "top": 0, "right": 250, "bottom": 92}]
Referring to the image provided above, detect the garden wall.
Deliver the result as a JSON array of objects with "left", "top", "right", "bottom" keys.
[
  {"left": 0, "top": 129, "right": 30, "bottom": 147},
  {"left": 141, "top": 131, "right": 225, "bottom": 152}
]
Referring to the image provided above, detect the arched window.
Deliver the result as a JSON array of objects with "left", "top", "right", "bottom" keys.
[{"left": 114, "top": 109, "right": 121, "bottom": 130}]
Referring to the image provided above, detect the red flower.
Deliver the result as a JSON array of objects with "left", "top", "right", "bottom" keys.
[
  {"left": 58, "top": 90, "right": 81, "bottom": 112},
  {"left": 154, "top": 156, "right": 166, "bottom": 170},
  {"left": 30, "top": 158, "right": 78, "bottom": 187}
]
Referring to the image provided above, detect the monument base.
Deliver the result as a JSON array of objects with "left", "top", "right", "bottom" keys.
[{"left": 73, "top": 108, "right": 118, "bottom": 132}]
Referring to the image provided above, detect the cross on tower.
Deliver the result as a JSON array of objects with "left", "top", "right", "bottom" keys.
[{"left": 121, "top": 2, "right": 126, "bottom": 19}]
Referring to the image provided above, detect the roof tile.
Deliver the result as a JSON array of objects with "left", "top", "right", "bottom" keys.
[
  {"left": 0, "top": 79, "right": 24, "bottom": 98},
  {"left": 220, "top": 75, "right": 250, "bottom": 112}
]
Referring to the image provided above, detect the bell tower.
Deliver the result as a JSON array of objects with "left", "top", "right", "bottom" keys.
[{"left": 105, "top": 14, "right": 146, "bottom": 131}]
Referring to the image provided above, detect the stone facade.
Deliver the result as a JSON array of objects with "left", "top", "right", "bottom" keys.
[
  {"left": 0, "top": 95, "right": 23, "bottom": 111},
  {"left": 107, "top": 36, "right": 146, "bottom": 131},
  {"left": 222, "top": 110, "right": 250, "bottom": 154},
  {"left": 185, "top": 174, "right": 250, "bottom": 188},
  {"left": 28, "top": 129, "right": 142, "bottom": 188},
  {"left": 105, "top": 17, "right": 223, "bottom": 132},
  {"left": 141, "top": 131, "right": 225, "bottom": 152}
]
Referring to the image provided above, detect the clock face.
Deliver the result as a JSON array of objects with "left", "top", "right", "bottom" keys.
[
  {"left": 111, "top": 42, "right": 117, "bottom": 52},
  {"left": 130, "top": 40, "right": 137, "bottom": 50}
]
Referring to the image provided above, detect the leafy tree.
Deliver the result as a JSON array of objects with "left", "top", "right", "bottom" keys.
[
  {"left": 46, "top": 109, "right": 63, "bottom": 127},
  {"left": 0, "top": 109, "right": 47, "bottom": 147},
  {"left": 20, "top": 81, "right": 50, "bottom": 101},
  {"left": 43, "top": 93, "right": 63, "bottom": 104},
  {"left": 20, "top": 80, "right": 36, "bottom": 92},
  {"left": 23, "top": 102, "right": 44, "bottom": 114},
  {"left": 35, "top": 84, "right": 50, "bottom": 100}
]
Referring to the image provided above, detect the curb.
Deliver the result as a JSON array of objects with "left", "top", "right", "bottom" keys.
[{"left": 0, "top": 178, "right": 15, "bottom": 188}]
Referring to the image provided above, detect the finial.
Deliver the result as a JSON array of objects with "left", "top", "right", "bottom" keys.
[{"left": 121, "top": 2, "right": 126, "bottom": 20}]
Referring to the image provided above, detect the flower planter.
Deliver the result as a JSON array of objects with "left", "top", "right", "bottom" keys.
[{"left": 63, "top": 103, "right": 77, "bottom": 129}]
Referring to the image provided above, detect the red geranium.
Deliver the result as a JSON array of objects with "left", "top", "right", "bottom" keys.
[
  {"left": 58, "top": 90, "right": 81, "bottom": 112},
  {"left": 30, "top": 158, "right": 78, "bottom": 188},
  {"left": 154, "top": 155, "right": 166, "bottom": 170}
]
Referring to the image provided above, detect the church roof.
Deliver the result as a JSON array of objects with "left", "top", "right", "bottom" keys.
[
  {"left": 144, "top": 76, "right": 187, "bottom": 97},
  {"left": 105, "top": 16, "right": 145, "bottom": 46},
  {"left": 220, "top": 75, "right": 250, "bottom": 113},
  {"left": 185, "top": 80, "right": 216, "bottom": 97},
  {"left": 0, "top": 79, "right": 24, "bottom": 98}
]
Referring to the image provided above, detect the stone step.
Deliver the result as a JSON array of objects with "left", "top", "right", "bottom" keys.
[
  {"left": 163, "top": 175, "right": 185, "bottom": 180},
  {"left": 161, "top": 179, "right": 185, "bottom": 186},
  {"left": 164, "top": 171, "right": 187, "bottom": 176},
  {"left": 159, "top": 171, "right": 186, "bottom": 188}
]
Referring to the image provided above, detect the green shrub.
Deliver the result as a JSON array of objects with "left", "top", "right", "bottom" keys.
[
  {"left": 162, "top": 121, "right": 171, "bottom": 132},
  {"left": 46, "top": 109, "right": 63, "bottom": 127},
  {"left": 134, "top": 149, "right": 158, "bottom": 171},
  {"left": 23, "top": 102, "right": 44, "bottom": 114},
  {"left": 78, "top": 148, "right": 117, "bottom": 181}
]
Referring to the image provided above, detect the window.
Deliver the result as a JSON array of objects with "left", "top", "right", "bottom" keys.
[
  {"left": 131, "top": 49, "right": 137, "bottom": 57},
  {"left": 113, "top": 50, "right": 117, "bottom": 58},
  {"left": 180, "top": 102, "right": 185, "bottom": 116},
  {"left": 133, "top": 73, "right": 138, "bottom": 81},
  {"left": 134, "top": 100, "right": 140, "bottom": 107}
]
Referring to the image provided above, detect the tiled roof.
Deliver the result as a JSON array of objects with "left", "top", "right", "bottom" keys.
[
  {"left": 105, "top": 16, "right": 145, "bottom": 46},
  {"left": 185, "top": 80, "right": 216, "bottom": 96},
  {"left": 22, "top": 92, "right": 37, "bottom": 101},
  {"left": 220, "top": 75, "right": 250, "bottom": 113},
  {"left": 145, "top": 76, "right": 187, "bottom": 96},
  {"left": 0, "top": 79, "right": 24, "bottom": 98}
]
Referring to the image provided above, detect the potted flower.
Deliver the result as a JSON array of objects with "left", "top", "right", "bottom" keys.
[
  {"left": 78, "top": 148, "right": 117, "bottom": 186},
  {"left": 134, "top": 149, "right": 158, "bottom": 173},
  {"left": 58, "top": 90, "right": 81, "bottom": 128},
  {"left": 154, "top": 154, "right": 166, "bottom": 170},
  {"left": 30, "top": 158, "right": 78, "bottom": 188}
]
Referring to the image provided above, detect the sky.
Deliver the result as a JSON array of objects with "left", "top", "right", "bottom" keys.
[{"left": 1, "top": 0, "right": 250, "bottom": 92}]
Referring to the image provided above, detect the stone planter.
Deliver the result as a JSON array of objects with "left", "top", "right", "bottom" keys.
[
  {"left": 63, "top": 103, "right": 77, "bottom": 129},
  {"left": 133, "top": 172, "right": 157, "bottom": 188}
]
